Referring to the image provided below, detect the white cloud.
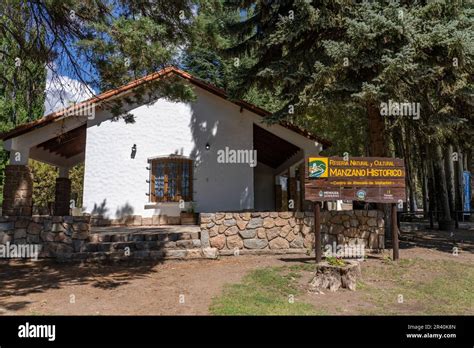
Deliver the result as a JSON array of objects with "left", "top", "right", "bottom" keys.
[{"left": 44, "top": 67, "right": 95, "bottom": 115}]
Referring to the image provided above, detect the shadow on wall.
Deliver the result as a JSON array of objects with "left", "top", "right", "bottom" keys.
[
  {"left": 189, "top": 92, "right": 251, "bottom": 213},
  {"left": 90, "top": 199, "right": 135, "bottom": 221},
  {"left": 91, "top": 199, "right": 109, "bottom": 216}
]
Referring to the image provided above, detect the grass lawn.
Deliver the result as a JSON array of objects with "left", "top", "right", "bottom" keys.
[
  {"left": 209, "top": 264, "right": 325, "bottom": 315},
  {"left": 209, "top": 258, "right": 473, "bottom": 315}
]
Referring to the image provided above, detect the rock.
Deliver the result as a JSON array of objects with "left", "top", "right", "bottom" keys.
[
  {"left": 243, "top": 239, "right": 268, "bottom": 249},
  {"left": 238, "top": 229, "right": 256, "bottom": 239},
  {"left": 176, "top": 240, "right": 195, "bottom": 249},
  {"left": 269, "top": 237, "right": 290, "bottom": 249},
  {"left": 343, "top": 221, "right": 350, "bottom": 228},
  {"left": 201, "top": 230, "right": 210, "bottom": 248},
  {"left": 225, "top": 226, "right": 239, "bottom": 236},
  {"left": 266, "top": 228, "right": 279, "bottom": 240},
  {"left": 215, "top": 213, "right": 225, "bottom": 220},
  {"left": 210, "top": 235, "right": 226, "bottom": 249},
  {"left": 368, "top": 233, "right": 379, "bottom": 249},
  {"left": 290, "top": 236, "right": 304, "bottom": 248},
  {"left": 377, "top": 218, "right": 384, "bottom": 228},
  {"left": 51, "top": 223, "right": 66, "bottom": 233},
  {"left": 368, "top": 210, "right": 378, "bottom": 217},
  {"left": 209, "top": 225, "right": 219, "bottom": 237},
  {"left": 279, "top": 212, "right": 291, "bottom": 218},
  {"left": 0, "top": 232, "right": 12, "bottom": 244},
  {"left": 286, "top": 232, "right": 296, "bottom": 242},
  {"left": 218, "top": 225, "right": 228, "bottom": 234},
  {"left": 224, "top": 219, "right": 236, "bottom": 227},
  {"left": 186, "top": 249, "right": 203, "bottom": 259},
  {"left": 225, "top": 213, "right": 233, "bottom": 219},
  {"left": 0, "top": 222, "right": 14, "bottom": 231},
  {"left": 269, "top": 212, "right": 279, "bottom": 218},
  {"left": 350, "top": 219, "right": 359, "bottom": 227},
  {"left": 165, "top": 250, "right": 187, "bottom": 259},
  {"left": 237, "top": 220, "right": 248, "bottom": 230},
  {"left": 247, "top": 218, "right": 263, "bottom": 229},
  {"left": 274, "top": 218, "right": 288, "bottom": 227},
  {"left": 279, "top": 225, "right": 292, "bottom": 238},
  {"left": 227, "top": 235, "right": 243, "bottom": 249},
  {"left": 288, "top": 218, "right": 296, "bottom": 227},
  {"left": 367, "top": 218, "right": 377, "bottom": 227},
  {"left": 40, "top": 231, "right": 55, "bottom": 242},
  {"left": 203, "top": 247, "right": 218, "bottom": 259},
  {"left": 206, "top": 222, "right": 215, "bottom": 228},
  {"left": 302, "top": 225, "right": 312, "bottom": 235},
  {"left": 26, "top": 234, "right": 40, "bottom": 244},
  {"left": 262, "top": 217, "right": 275, "bottom": 228},
  {"left": 256, "top": 228, "right": 266, "bottom": 239},
  {"left": 14, "top": 229, "right": 27, "bottom": 239},
  {"left": 304, "top": 234, "right": 314, "bottom": 248},
  {"left": 378, "top": 235, "right": 385, "bottom": 249},
  {"left": 329, "top": 225, "right": 344, "bottom": 235},
  {"left": 240, "top": 213, "right": 251, "bottom": 221},
  {"left": 14, "top": 219, "right": 29, "bottom": 229},
  {"left": 27, "top": 223, "right": 42, "bottom": 234}
]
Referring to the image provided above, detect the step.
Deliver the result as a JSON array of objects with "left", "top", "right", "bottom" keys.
[
  {"left": 83, "top": 239, "right": 202, "bottom": 252},
  {"left": 88, "top": 231, "right": 200, "bottom": 243},
  {"left": 55, "top": 248, "right": 209, "bottom": 262}
]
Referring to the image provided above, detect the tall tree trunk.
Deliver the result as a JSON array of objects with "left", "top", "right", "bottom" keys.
[
  {"left": 367, "top": 103, "right": 387, "bottom": 157},
  {"left": 404, "top": 123, "right": 416, "bottom": 212},
  {"left": 444, "top": 145, "right": 455, "bottom": 214},
  {"left": 454, "top": 148, "right": 464, "bottom": 214},
  {"left": 433, "top": 144, "right": 452, "bottom": 222},
  {"left": 427, "top": 144, "right": 437, "bottom": 216}
]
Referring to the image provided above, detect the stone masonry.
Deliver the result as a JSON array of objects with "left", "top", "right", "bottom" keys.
[
  {"left": 0, "top": 215, "right": 90, "bottom": 257},
  {"left": 200, "top": 210, "right": 385, "bottom": 255},
  {"left": 2, "top": 165, "right": 33, "bottom": 216}
]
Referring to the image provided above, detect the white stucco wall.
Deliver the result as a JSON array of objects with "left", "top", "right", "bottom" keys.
[{"left": 82, "top": 84, "right": 321, "bottom": 219}]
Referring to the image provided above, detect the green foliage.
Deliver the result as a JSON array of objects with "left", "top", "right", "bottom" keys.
[
  {"left": 29, "top": 160, "right": 84, "bottom": 210},
  {"left": 223, "top": 1, "right": 473, "bottom": 149},
  {"left": 325, "top": 256, "right": 346, "bottom": 267}
]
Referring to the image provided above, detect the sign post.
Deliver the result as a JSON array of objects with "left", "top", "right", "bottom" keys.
[
  {"left": 305, "top": 156, "right": 406, "bottom": 262},
  {"left": 314, "top": 201, "right": 322, "bottom": 263}
]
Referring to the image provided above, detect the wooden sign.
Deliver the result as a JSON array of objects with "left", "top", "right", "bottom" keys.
[{"left": 305, "top": 157, "right": 406, "bottom": 203}]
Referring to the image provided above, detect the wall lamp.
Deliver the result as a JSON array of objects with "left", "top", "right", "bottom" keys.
[
  {"left": 131, "top": 144, "right": 137, "bottom": 159},
  {"left": 205, "top": 142, "right": 210, "bottom": 151}
]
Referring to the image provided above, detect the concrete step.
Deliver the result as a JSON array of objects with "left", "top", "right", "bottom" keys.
[
  {"left": 55, "top": 248, "right": 212, "bottom": 262},
  {"left": 83, "top": 239, "right": 202, "bottom": 252},
  {"left": 88, "top": 231, "right": 200, "bottom": 243}
]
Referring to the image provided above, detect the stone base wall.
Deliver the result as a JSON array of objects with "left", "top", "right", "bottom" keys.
[
  {"left": 0, "top": 215, "right": 91, "bottom": 258},
  {"left": 200, "top": 210, "right": 385, "bottom": 255},
  {"left": 2, "top": 165, "right": 33, "bottom": 216}
]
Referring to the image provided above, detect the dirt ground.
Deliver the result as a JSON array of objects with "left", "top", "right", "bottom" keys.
[{"left": 0, "top": 228, "right": 472, "bottom": 315}]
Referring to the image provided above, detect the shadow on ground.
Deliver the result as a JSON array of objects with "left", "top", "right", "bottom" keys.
[{"left": 0, "top": 259, "right": 165, "bottom": 311}]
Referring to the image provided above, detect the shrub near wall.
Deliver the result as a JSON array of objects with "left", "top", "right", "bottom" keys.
[{"left": 200, "top": 210, "right": 385, "bottom": 255}]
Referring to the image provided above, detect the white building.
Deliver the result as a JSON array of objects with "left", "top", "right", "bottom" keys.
[{"left": 1, "top": 67, "right": 330, "bottom": 223}]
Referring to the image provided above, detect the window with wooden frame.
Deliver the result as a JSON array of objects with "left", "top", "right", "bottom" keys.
[{"left": 149, "top": 157, "right": 193, "bottom": 202}]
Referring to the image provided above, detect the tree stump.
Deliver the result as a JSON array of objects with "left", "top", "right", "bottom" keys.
[{"left": 309, "top": 260, "right": 361, "bottom": 292}]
